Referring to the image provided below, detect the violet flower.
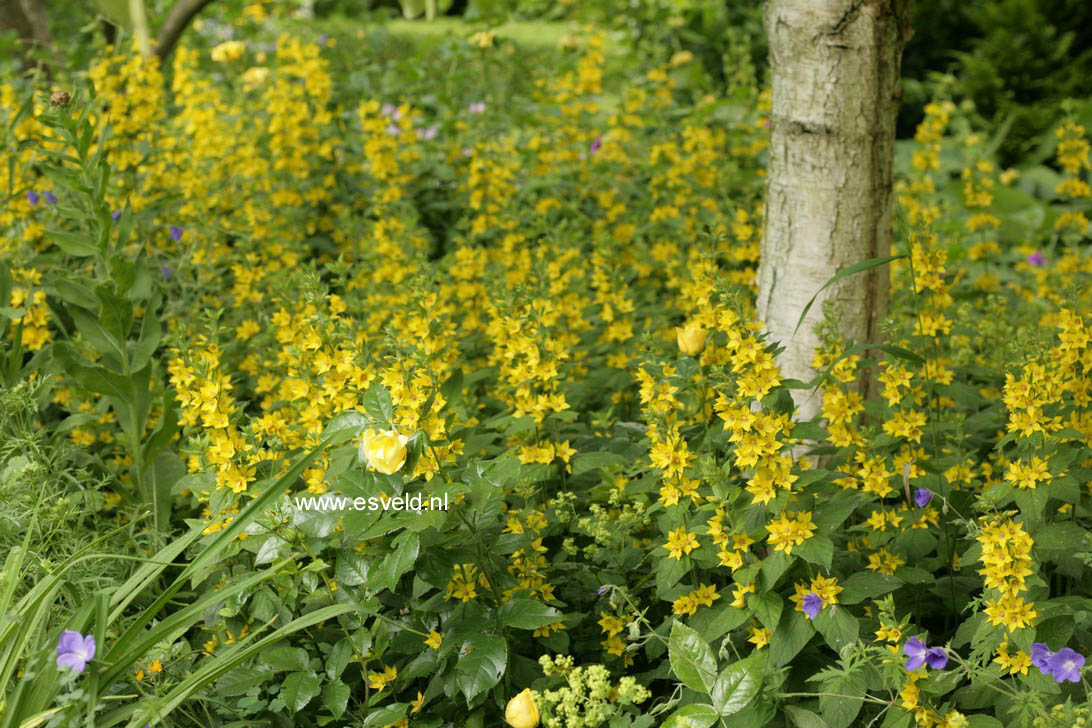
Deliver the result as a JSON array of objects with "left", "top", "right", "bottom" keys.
[
  {"left": 904, "top": 637, "right": 947, "bottom": 671},
  {"left": 1035, "top": 645, "right": 1086, "bottom": 683},
  {"left": 802, "top": 593, "right": 823, "bottom": 620},
  {"left": 169, "top": 226, "right": 183, "bottom": 242},
  {"left": 112, "top": 210, "right": 121, "bottom": 222},
  {"left": 43, "top": 191, "right": 58, "bottom": 205},
  {"left": 56, "top": 631, "right": 96, "bottom": 672},
  {"left": 914, "top": 488, "right": 932, "bottom": 507},
  {"left": 590, "top": 135, "right": 602, "bottom": 154},
  {"left": 27, "top": 190, "right": 40, "bottom": 205},
  {"left": 1027, "top": 252, "right": 1047, "bottom": 267},
  {"left": 1048, "top": 648, "right": 1084, "bottom": 683}
]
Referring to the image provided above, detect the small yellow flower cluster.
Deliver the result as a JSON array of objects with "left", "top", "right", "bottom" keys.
[
  {"left": 978, "top": 517, "right": 1038, "bottom": 632},
  {"left": 671, "top": 583, "right": 720, "bottom": 617}
]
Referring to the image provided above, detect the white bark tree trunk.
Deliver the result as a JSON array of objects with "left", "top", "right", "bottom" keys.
[{"left": 758, "top": 0, "right": 909, "bottom": 420}]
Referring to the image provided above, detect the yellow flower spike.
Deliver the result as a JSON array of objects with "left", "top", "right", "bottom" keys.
[
  {"left": 358, "top": 429, "right": 409, "bottom": 474},
  {"left": 504, "top": 688, "right": 540, "bottom": 728},
  {"left": 676, "top": 322, "right": 709, "bottom": 356}
]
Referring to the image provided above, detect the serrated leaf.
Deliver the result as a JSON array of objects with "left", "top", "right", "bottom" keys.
[
  {"left": 497, "top": 598, "right": 561, "bottom": 630},
  {"left": 322, "top": 682, "right": 350, "bottom": 717},
  {"left": 669, "top": 620, "right": 718, "bottom": 695},
  {"left": 710, "top": 656, "right": 761, "bottom": 716},
  {"left": 335, "top": 551, "right": 370, "bottom": 587},
  {"left": 662, "top": 703, "right": 719, "bottom": 728},
  {"left": 280, "top": 671, "right": 320, "bottom": 713},
  {"left": 454, "top": 635, "right": 506, "bottom": 703}
]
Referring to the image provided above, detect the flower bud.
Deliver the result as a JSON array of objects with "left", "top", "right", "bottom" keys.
[
  {"left": 504, "top": 688, "right": 539, "bottom": 728},
  {"left": 358, "top": 429, "right": 409, "bottom": 475},
  {"left": 675, "top": 323, "right": 708, "bottom": 356}
]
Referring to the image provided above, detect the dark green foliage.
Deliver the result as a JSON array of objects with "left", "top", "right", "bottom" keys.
[{"left": 901, "top": 0, "right": 1092, "bottom": 164}]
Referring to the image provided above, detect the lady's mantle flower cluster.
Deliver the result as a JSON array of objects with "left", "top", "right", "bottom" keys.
[{"left": 530, "top": 655, "right": 650, "bottom": 728}]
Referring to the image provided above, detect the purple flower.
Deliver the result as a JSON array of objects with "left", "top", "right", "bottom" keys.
[
  {"left": 1031, "top": 642, "right": 1053, "bottom": 671},
  {"left": 925, "top": 646, "right": 948, "bottom": 669},
  {"left": 386, "top": 123, "right": 401, "bottom": 136},
  {"left": 1027, "top": 252, "right": 1047, "bottom": 267},
  {"left": 589, "top": 134, "right": 602, "bottom": 154},
  {"left": 43, "top": 191, "right": 58, "bottom": 205},
  {"left": 416, "top": 126, "right": 438, "bottom": 141},
  {"left": 112, "top": 210, "right": 121, "bottom": 222},
  {"left": 169, "top": 226, "right": 183, "bottom": 242},
  {"left": 914, "top": 488, "right": 932, "bottom": 507},
  {"left": 27, "top": 190, "right": 40, "bottom": 205},
  {"left": 802, "top": 592, "right": 823, "bottom": 620},
  {"left": 597, "top": 585, "right": 608, "bottom": 596},
  {"left": 1045, "top": 648, "right": 1085, "bottom": 683},
  {"left": 467, "top": 101, "right": 486, "bottom": 114},
  {"left": 161, "top": 265, "right": 173, "bottom": 279},
  {"left": 904, "top": 637, "right": 946, "bottom": 671},
  {"left": 56, "top": 631, "right": 96, "bottom": 672}
]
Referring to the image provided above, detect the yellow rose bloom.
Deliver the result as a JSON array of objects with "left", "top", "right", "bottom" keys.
[
  {"left": 359, "top": 429, "right": 409, "bottom": 474},
  {"left": 504, "top": 688, "right": 539, "bottom": 728},
  {"left": 676, "top": 323, "right": 708, "bottom": 356}
]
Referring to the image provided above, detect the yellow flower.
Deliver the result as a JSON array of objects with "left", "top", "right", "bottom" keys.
[
  {"left": 367, "top": 664, "right": 397, "bottom": 692},
  {"left": 210, "top": 40, "right": 246, "bottom": 63},
  {"left": 676, "top": 322, "right": 709, "bottom": 356},
  {"left": 241, "top": 66, "right": 270, "bottom": 90},
  {"left": 359, "top": 429, "right": 409, "bottom": 474},
  {"left": 425, "top": 631, "right": 443, "bottom": 649},
  {"left": 470, "top": 30, "right": 495, "bottom": 48},
  {"left": 664, "top": 526, "right": 700, "bottom": 560},
  {"left": 504, "top": 688, "right": 539, "bottom": 728}
]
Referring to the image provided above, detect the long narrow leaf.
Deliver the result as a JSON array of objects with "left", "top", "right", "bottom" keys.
[{"left": 792, "top": 255, "right": 904, "bottom": 338}]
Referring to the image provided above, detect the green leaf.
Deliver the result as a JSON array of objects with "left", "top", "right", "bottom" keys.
[
  {"left": 143, "top": 450, "right": 185, "bottom": 535},
  {"left": 362, "top": 705, "right": 409, "bottom": 727},
  {"left": 785, "top": 706, "right": 831, "bottom": 728},
  {"left": 335, "top": 551, "right": 370, "bottom": 587},
  {"left": 570, "top": 451, "right": 628, "bottom": 475},
  {"left": 373, "top": 531, "right": 419, "bottom": 592},
  {"left": 496, "top": 598, "right": 561, "bottom": 630},
  {"left": 216, "top": 667, "right": 273, "bottom": 696},
  {"left": 795, "top": 536, "right": 834, "bottom": 569},
  {"left": 819, "top": 671, "right": 866, "bottom": 728},
  {"left": 793, "top": 255, "right": 903, "bottom": 337},
  {"left": 669, "top": 620, "right": 718, "bottom": 695},
  {"left": 770, "top": 610, "right": 814, "bottom": 667},
  {"left": 280, "top": 671, "right": 320, "bottom": 713},
  {"left": 710, "top": 656, "right": 762, "bottom": 716},
  {"left": 662, "top": 703, "right": 719, "bottom": 728},
  {"left": 362, "top": 381, "right": 395, "bottom": 426},
  {"left": 813, "top": 605, "right": 859, "bottom": 652},
  {"left": 838, "top": 572, "right": 902, "bottom": 605},
  {"left": 322, "top": 682, "right": 350, "bottom": 718},
  {"left": 326, "top": 640, "right": 353, "bottom": 681},
  {"left": 752, "top": 592, "right": 783, "bottom": 633},
  {"left": 48, "top": 230, "right": 99, "bottom": 257},
  {"left": 455, "top": 635, "right": 507, "bottom": 703}
]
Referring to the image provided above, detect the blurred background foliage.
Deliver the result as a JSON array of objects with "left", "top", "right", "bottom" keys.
[{"left": 2, "top": 0, "right": 1092, "bottom": 167}]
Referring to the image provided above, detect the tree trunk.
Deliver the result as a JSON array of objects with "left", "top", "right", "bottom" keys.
[
  {"left": 156, "top": 0, "right": 217, "bottom": 62},
  {"left": 758, "top": 0, "right": 909, "bottom": 420}
]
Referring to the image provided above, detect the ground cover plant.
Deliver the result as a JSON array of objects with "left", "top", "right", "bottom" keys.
[{"left": 3, "top": 2, "right": 1092, "bottom": 727}]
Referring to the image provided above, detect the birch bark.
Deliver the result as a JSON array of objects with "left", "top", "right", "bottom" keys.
[{"left": 758, "top": 0, "right": 910, "bottom": 419}]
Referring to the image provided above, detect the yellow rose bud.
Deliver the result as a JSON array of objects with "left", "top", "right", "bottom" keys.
[
  {"left": 504, "top": 688, "right": 539, "bottom": 728},
  {"left": 359, "top": 429, "right": 409, "bottom": 475},
  {"left": 675, "top": 323, "right": 709, "bottom": 356}
]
